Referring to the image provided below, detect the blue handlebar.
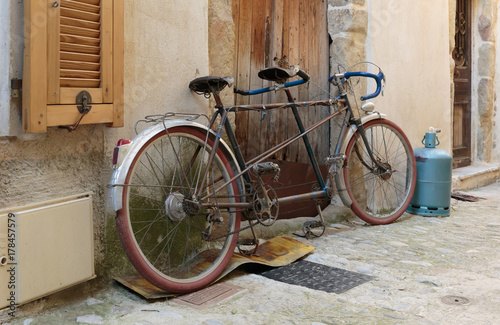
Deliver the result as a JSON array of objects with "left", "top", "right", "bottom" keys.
[
  {"left": 329, "top": 70, "right": 385, "bottom": 101},
  {"left": 234, "top": 74, "right": 308, "bottom": 96}
]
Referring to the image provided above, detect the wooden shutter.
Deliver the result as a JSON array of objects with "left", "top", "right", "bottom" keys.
[{"left": 23, "top": 0, "right": 124, "bottom": 133}]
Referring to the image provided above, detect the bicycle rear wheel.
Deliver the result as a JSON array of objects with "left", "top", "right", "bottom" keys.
[
  {"left": 343, "top": 119, "right": 416, "bottom": 225},
  {"left": 116, "top": 126, "right": 241, "bottom": 293}
]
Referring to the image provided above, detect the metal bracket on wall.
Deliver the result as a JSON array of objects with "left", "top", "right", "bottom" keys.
[{"left": 11, "top": 79, "right": 22, "bottom": 98}]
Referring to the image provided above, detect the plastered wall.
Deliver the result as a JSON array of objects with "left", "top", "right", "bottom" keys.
[
  {"left": 0, "top": 0, "right": 210, "bottom": 286},
  {"left": 366, "top": 0, "right": 452, "bottom": 153},
  {"left": 0, "top": 1, "right": 12, "bottom": 136},
  {"left": 103, "top": 0, "right": 211, "bottom": 276}
]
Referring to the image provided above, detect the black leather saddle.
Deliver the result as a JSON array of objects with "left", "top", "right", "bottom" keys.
[
  {"left": 258, "top": 67, "right": 297, "bottom": 84},
  {"left": 189, "top": 76, "right": 234, "bottom": 95}
]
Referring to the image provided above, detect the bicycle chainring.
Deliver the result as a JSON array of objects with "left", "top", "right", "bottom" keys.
[{"left": 252, "top": 186, "right": 279, "bottom": 226}]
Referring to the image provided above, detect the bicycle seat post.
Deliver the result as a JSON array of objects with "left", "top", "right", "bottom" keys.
[{"left": 212, "top": 92, "right": 224, "bottom": 111}]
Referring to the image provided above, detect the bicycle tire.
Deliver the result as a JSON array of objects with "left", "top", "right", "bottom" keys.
[
  {"left": 116, "top": 126, "right": 241, "bottom": 293},
  {"left": 343, "top": 119, "right": 416, "bottom": 225}
]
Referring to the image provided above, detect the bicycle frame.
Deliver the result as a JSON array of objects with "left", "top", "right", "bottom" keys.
[{"left": 197, "top": 83, "right": 365, "bottom": 211}]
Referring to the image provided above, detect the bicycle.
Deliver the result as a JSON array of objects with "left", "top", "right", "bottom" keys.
[{"left": 109, "top": 60, "right": 417, "bottom": 293}]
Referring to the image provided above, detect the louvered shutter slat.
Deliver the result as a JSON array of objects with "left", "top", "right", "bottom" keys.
[
  {"left": 61, "top": 25, "right": 100, "bottom": 38},
  {"left": 75, "top": 0, "right": 101, "bottom": 6},
  {"left": 60, "top": 17, "right": 100, "bottom": 30},
  {"left": 60, "top": 8, "right": 100, "bottom": 22},
  {"left": 59, "top": 0, "right": 102, "bottom": 92},
  {"left": 60, "top": 43, "right": 100, "bottom": 55},
  {"left": 60, "top": 34, "right": 101, "bottom": 47},
  {"left": 60, "top": 51, "right": 100, "bottom": 63},
  {"left": 62, "top": 0, "right": 100, "bottom": 14},
  {"left": 61, "top": 60, "right": 100, "bottom": 71}
]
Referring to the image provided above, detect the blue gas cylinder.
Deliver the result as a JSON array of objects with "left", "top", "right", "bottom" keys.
[{"left": 407, "top": 128, "right": 452, "bottom": 217}]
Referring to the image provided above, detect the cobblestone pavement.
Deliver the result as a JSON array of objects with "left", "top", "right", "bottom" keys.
[{"left": 3, "top": 182, "right": 500, "bottom": 325}]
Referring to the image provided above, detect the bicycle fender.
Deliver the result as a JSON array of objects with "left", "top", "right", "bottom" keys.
[
  {"left": 334, "top": 113, "right": 387, "bottom": 208},
  {"left": 109, "top": 120, "right": 241, "bottom": 212}
]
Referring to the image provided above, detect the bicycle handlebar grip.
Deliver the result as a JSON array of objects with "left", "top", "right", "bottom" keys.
[
  {"left": 343, "top": 71, "right": 385, "bottom": 101},
  {"left": 233, "top": 87, "right": 250, "bottom": 96},
  {"left": 297, "top": 69, "right": 310, "bottom": 82}
]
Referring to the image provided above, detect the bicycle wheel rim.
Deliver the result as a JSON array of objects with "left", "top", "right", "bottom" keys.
[
  {"left": 117, "top": 126, "right": 241, "bottom": 292},
  {"left": 343, "top": 119, "right": 416, "bottom": 224}
]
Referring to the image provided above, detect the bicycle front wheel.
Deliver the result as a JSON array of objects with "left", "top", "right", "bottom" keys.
[
  {"left": 343, "top": 119, "right": 416, "bottom": 225},
  {"left": 116, "top": 126, "right": 241, "bottom": 293}
]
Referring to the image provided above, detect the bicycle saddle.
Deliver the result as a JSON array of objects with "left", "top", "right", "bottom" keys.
[
  {"left": 189, "top": 76, "right": 234, "bottom": 95},
  {"left": 258, "top": 67, "right": 297, "bottom": 84}
]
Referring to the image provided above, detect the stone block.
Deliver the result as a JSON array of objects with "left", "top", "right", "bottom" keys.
[
  {"left": 329, "top": 0, "right": 365, "bottom": 7},
  {"left": 328, "top": 8, "right": 367, "bottom": 35},
  {"left": 478, "top": 43, "right": 496, "bottom": 78},
  {"left": 331, "top": 35, "right": 365, "bottom": 68},
  {"left": 478, "top": 15, "right": 492, "bottom": 41},
  {"left": 478, "top": 78, "right": 494, "bottom": 118}
]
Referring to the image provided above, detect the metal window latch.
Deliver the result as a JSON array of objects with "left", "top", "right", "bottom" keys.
[
  {"left": 60, "top": 91, "right": 93, "bottom": 132},
  {"left": 76, "top": 90, "right": 92, "bottom": 114}
]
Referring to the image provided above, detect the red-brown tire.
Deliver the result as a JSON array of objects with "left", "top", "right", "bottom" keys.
[
  {"left": 343, "top": 119, "right": 416, "bottom": 225},
  {"left": 116, "top": 126, "right": 241, "bottom": 293}
]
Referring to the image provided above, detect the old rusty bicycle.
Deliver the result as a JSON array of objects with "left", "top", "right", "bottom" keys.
[{"left": 109, "top": 60, "right": 417, "bottom": 293}]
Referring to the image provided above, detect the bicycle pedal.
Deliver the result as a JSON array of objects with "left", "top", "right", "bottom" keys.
[
  {"left": 293, "top": 220, "right": 325, "bottom": 239},
  {"left": 253, "top": 162, "right": 280, "bottom": 175},
  {"left": 325, "top": 154, "right": 345, "bottom": 165},
  {"left": 237, "top": 238, "right": 260, "bottom": 256}
]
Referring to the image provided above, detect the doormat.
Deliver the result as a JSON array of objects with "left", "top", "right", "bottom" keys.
[
  {"left": 255, "top": 259, "right": 374, "bottom": 294},
  {"left": 114, "top": 235, "right": 315, "bottom": 299}
]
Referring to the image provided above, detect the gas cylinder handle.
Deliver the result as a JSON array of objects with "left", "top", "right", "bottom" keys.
[{"left": 421, "top": 134, "right": 440, "bottom": 146}]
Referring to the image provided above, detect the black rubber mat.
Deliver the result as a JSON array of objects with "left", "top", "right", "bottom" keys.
[{"left": 255, "top": 259, "right": 374, "bottom": 294}]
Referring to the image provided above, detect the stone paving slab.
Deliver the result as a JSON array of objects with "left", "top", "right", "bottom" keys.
[{"left": 3, "top": 182, "right": 500, "bottom": 325}]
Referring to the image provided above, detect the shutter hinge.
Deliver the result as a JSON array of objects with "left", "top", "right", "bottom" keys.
[{"left": 11, "top": 79, "right": 22, "bottom": 98}]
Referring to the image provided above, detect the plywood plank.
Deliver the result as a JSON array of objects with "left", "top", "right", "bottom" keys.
[
  {"left": 101, "top": 0, "right": 113, "bottom": 102},
  {"left": 60, "top": 88, "right": 103, "bottom": 104},
  {"left": 285, "top": 0, "right": 301, "bottom": 162},
  {"left": 47, "top": 2, "right": 61, "bottom": 104},
  {"left": 111, "top": 0, "right": 125, "bottom": 127},
  {"left": 235, "top": 0, "right": 253, "bottom": 157},
  {"left": 269, "top": 0, "right": 285, "bottom": 160},
  {"left": 259, "top": 0, "right": 274, "bottom": 157},
  {"left": 246, "top": 0, "right": 267, "bottom": 160},
  {"left": 23, "top": 0, "right": 48, "bottom": 133}
]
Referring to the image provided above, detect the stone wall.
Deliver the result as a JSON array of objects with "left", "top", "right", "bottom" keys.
[
  {"left": 474, "top": 0, "right": 498, "bottom": 162},
  {"left": 328, "top": 0, "right": 368, "bottom": 71},
  {"left": 207, "top": 0, "right": 236, "bottom": 128}
]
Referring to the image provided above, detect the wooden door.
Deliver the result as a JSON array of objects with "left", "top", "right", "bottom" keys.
[
  {"left": 232, "top": 0, "right": 330, "bottom": 219},
  {"left": 452, "top": 0, "right": 472, "bottom": 168},
  {"left": 232, "top": 0, "right": 330, "bottom": 164}
]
